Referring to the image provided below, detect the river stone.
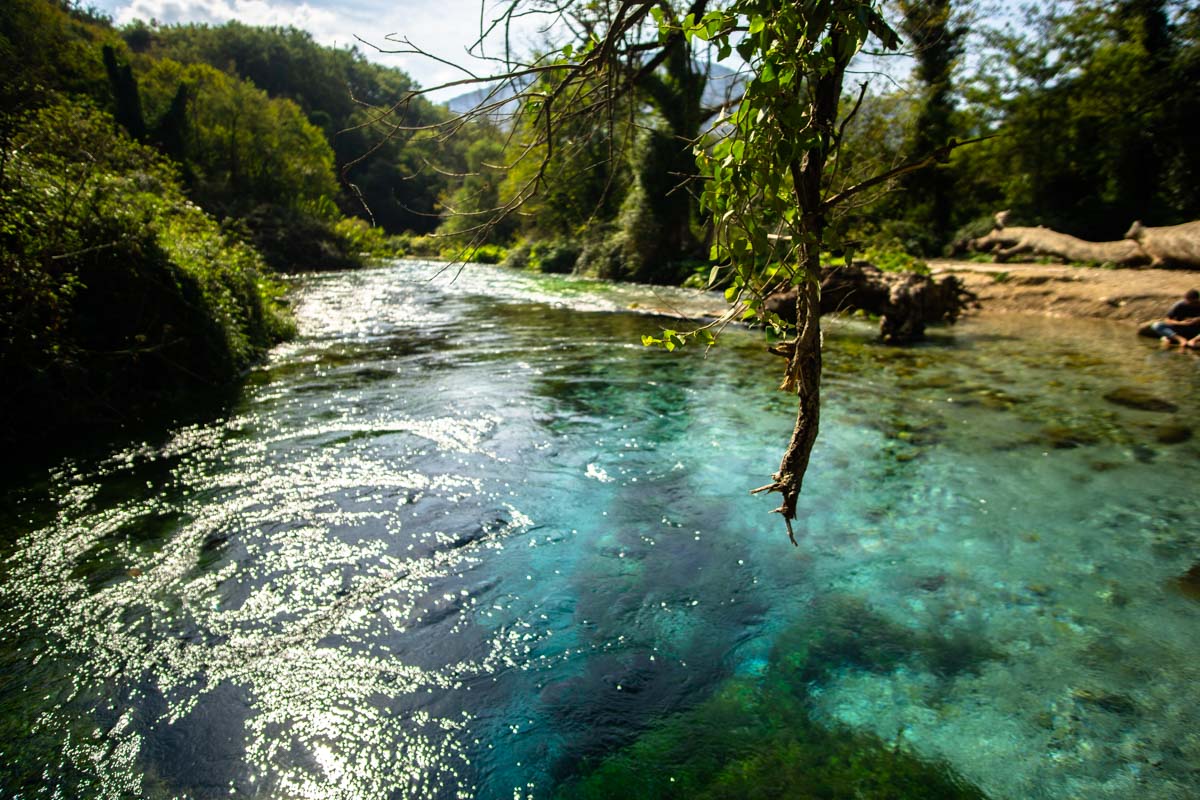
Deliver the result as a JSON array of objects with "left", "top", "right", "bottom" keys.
[
  {"left": 1170, "top": 562, "right": 1200, "bottom": 601},
  {"left": 1102, "top": 387, "right": 1178, "bottom": 413},
  {"left": 1155, "top": 424, "right": 1193, "bottom": 444},
  {"left": 1039, "top": 425, "right": 1100, "bottom": 449}
]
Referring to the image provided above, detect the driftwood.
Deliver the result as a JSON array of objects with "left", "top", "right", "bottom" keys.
[
  {"left": 1125, "top": 220, "right": 1200, "bottom": 268},
  {"left": 971, "top": 215, "right": 1147, "bottom": 266},
  {"left": 764, "top": 262, "right": 974, "bottom": 344}
]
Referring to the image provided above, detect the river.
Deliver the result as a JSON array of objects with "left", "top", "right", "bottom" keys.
[{"left": 1, "top": 261, "right": 1198, "bottom": 799}]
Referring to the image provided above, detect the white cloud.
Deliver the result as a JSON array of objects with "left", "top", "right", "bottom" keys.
[{"left": 95, "top": 0, "right": 551, "bottom": 98}]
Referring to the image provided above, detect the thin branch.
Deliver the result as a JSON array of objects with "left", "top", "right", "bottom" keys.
[{"left": 820, "top": 134, "right": 995, "bottom": 212}]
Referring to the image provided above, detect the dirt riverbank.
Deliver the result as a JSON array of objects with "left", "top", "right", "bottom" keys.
[{"left": 931, "top": 258, "right": 1200, "bottom": 325}]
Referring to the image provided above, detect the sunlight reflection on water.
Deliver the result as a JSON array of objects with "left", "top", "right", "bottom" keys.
[{"left": 1, "top": 261, "right": 1199, "bottom": 799}]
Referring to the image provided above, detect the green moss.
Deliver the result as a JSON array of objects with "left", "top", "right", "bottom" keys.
[
  {"left": 557, "top": 597, "right": 993, "bottom": 799},
  {"left": 557, "top": 673, "right": 987, "bottom": 800}
]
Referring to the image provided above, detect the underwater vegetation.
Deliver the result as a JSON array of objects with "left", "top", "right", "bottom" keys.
[{"left": 556, "top": 595, "right": 991, "bottom": 799}]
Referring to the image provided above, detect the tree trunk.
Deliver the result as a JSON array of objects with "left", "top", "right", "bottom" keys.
[{"left": 753, "top": 46, "right": 846, "bottom": 544}]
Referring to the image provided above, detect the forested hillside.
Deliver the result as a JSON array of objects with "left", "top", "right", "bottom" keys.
[
  {"left": 0, "top": 0, "right": 451, "bottom": 450},
  {"left": 426, "top": 0, "right": 1200, "bottom": 277}
]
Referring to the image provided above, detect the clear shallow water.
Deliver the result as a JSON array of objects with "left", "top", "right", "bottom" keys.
[{"left": 2, "top": 261, "right": 1199, "bottom": 799}]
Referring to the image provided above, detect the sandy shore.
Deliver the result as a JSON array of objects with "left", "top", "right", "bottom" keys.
[{"left": 931, "top": 258, "right": 1200, "bottom": 325}]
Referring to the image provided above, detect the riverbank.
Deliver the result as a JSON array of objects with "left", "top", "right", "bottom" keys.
[
  {"left": 5, "top": 261, "right": 1198, "bottom": 799},
  {"left": 931, "top": 258, "right": 1200, "bottom": 324}
]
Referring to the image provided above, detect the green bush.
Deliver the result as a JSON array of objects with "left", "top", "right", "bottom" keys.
[
  {"left": 530, "top": 239, "right": 582, "bottom": 273},
  {"left": 861, "top": 246, "right": 930, "bottom": 275},
  {"left": 332, "top": 215, "right": 394, "bottom": 258},
  {"left": 401, "top": 235, "right": 443, "bottom": 258},
  {"left": 462, "top": 243, "right": 508, "bottom": 264},
  {"left": 241, "top": 203, "right": 368, "bottom": 271},
  {"left": 501, "top": 240, "right": 533, "bottom": 269},
  {"left": 498, "top": 239, "right": 579, "bottom": 272},
  {"left": 0, "top": 100, "right": 292, "bottom": 445}
]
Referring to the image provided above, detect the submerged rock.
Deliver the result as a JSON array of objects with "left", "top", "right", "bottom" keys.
[
  {"left": 1169, "top": 562, "right": 1200, "bottom": 601},
  {"left": 1071, "top": 688, "right": 1137, "bottom": 715},
  {"left": 1154, "top": 424, "right": 1192, "bottom": 445},
  {"left": 1102, "top": 387, "right": 1178, "bottom": 413},
  {"left": 1038, "top": 425, "right": 1101, "bottom": 449}
]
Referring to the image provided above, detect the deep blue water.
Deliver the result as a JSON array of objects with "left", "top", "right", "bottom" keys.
[{"left": 1, "top": 261, "right": 1198, "bottom": 799}]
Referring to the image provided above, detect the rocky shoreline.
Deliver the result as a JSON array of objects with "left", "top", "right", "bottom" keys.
[{"left": 931, "top": 258, "right": 1200, "bottom": 325}]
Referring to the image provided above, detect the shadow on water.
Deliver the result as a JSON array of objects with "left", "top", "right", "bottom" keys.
[
  {"left": 0, "top": 379, "right": 241, "bottom": 486},
  {"left": 3, "top": 263, "right": 1200, "bottom": 799}
]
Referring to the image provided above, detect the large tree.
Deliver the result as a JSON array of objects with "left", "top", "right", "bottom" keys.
[
  {"left": 956, "top": 0, "right": 1200, "bottom": 238},
  {"left": 386, "top": 1, "right": 979, "bottom": 540},
  {"left": 889, "top": 0, "right": 966, "bottom": 252}
]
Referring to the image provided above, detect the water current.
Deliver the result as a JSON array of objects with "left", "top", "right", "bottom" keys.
[{"left": 2, "top": 261, "right": 1199, "bottom": 799}]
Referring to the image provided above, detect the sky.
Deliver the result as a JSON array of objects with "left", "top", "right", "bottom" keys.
[
  {"left": 87, "top": 0, "right": 1023, "bottom": 103},
  {"left": 90, "top": 0, "right": 554, "bottom": 98}
]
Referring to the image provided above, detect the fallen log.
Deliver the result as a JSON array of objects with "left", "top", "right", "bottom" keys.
[
  {"left": 1125, "top": 220, "right": 1200, "bottom": 268},
  {"left": 765, "top": 262, "right": 975, "bottom": 344},
  {"left": 971, "top": 225, "right": 1147, "bottom": 266}
]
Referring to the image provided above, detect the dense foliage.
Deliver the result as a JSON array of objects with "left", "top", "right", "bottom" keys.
[
  {"left": 892, "top": 0, "right": 1200, "bottom": 250},
  {"left": 427, "top": 0, "right": 1200, "bottom": 269},
  {"left": 123, "top": 20, "right": 455, "bottom": 234},
  {"left": 0, "top": 0, "right": 444, "bottom": 449},
  {"left": 0, "top": 100, "right": 292, "bottom": 447},
  {"left": 4, "top": 0, "right": 1198, "bottom": 453}
]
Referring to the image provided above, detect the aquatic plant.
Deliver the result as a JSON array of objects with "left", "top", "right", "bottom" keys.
[
  {"left": 557, "top": 595, "right": 994, "bottom": 798},
  {"left": 557, "top": 656, "right": 987, "bottom": 799}
]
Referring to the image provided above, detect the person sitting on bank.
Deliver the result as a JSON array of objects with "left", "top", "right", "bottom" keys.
[{"left": 1152, "top": 288, "right": 1200, "bottom": 348}]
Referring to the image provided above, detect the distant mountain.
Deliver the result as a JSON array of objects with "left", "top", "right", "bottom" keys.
[
  {"left": 445, "top": 77, "right": 527, "bottom": 116},
  {"left": 444, "top": 61, "right": 744, "bottom": 118}
]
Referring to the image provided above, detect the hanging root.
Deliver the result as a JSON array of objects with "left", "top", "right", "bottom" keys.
[
  {"left": 750, "top": 479, "right": 799, "bottom": 545},
  {"left": 752, "top": 277, "right": 822, "bottom": 547}
]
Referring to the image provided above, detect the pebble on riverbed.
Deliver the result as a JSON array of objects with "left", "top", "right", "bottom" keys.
[
  {"left": 1169, "top": 562, "right": 1200, "bottom": 601},
  {"left": 1153, "top": 424, "right": 1192, "bottom": 444},
  {"left": 1102, "top": 387, "right": 1179, "bottom": 413}
]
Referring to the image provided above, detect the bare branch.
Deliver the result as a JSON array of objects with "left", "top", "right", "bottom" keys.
[{"left": 821, "top": 134, "right": 995, "bottom": 212}]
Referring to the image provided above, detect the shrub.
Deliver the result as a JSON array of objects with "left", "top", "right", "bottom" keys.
[
  {"left": 462, "top": 243, "right": 508, "bottom": 264},
  {"left": 530, "top": 239, "right": 582, "bottom": 273},
  {"left": 0, "top": 100, "right": 292, "bottom": 445}
]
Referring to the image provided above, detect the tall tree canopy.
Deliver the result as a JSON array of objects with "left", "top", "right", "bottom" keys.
[{"left": 387, "top": 0, "right": 952, "bottom": 540}]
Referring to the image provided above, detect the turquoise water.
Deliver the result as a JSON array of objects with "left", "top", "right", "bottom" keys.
[{"left": 1, "top": 261, "right": 1198, "bottom": 798}]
